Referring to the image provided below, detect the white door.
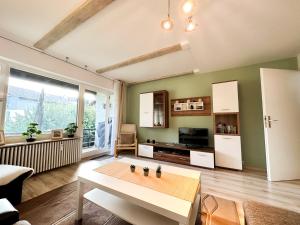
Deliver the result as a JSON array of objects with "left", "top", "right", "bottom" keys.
[
  {"left": 260, "top": 68, "right": 300, "bottom": 181},
  {"left": 139, "top": 93, "right": 153, "bottom": 127}
]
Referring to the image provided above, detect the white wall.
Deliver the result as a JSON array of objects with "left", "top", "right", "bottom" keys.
[{"left": 0, "top": 37, "right": 114, "bottom": 90}]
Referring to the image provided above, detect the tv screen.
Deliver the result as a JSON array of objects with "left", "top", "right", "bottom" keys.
[{"left": 179, "top": 127, "right": 209, "bottom": 147}]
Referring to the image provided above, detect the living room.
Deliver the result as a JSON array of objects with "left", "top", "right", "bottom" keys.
[{"left": 0, "top": 0, "right": 300, "bottom": 225}]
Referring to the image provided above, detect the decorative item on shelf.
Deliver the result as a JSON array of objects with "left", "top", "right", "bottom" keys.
[
  {"left": 152, "top": 139, "right": 156, "bottom": 144},
  {"left": 0, "top": 130, "right": 5, "bottom": 146},
  {"left": 171, "top": 96, "right": 211, "bottom": 116},
  {"left": 174, "top": 100, "right": 181, "bottom": 111},
  {"left": 64, "top": 122, "right": 78, "bottom": 138},
  {"left": 22, "top": 122, "right": 42, "bottom": 142},
  {"left": 143, "top": 167, "right": 149, "bottom": 176},
  {"left": 130, "top": 164, "right": 135, "bottom": 173},
  {"left": 156, "top": 165, "right": 162, "bottom": 178},
  {"left": 147, "top": 139, "right": 150, "bottom": 143},
  {"left": 51, "top": 129, "right": 64, "bottom": 140}
]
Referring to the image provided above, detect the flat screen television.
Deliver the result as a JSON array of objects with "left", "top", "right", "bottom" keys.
[{"left": 179, "top": 127, "right": 209, "bottom": 148}]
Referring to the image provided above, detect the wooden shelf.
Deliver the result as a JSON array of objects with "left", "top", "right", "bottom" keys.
[{"left": 171, "top": 96, "right": 211, "bottom": 116}]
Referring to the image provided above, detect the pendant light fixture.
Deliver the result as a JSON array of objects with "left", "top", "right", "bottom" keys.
[
  {"left": 182, "top": 0, "right": 194, "bottom": 14},
  {"left": 185, "top": 16, "right": 196, "bottom": 32},
  {"left": 161, "top": 0, "right": 173, "bottom": 31}
]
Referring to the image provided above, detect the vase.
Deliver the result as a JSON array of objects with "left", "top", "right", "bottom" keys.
[{"left": 26, "top": 138, "right": 36, "bottom": 142}]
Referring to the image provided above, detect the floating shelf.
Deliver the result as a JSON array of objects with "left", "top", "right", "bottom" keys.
[{"left": 171, "top": 96, "right": 211, "bottom": 116}]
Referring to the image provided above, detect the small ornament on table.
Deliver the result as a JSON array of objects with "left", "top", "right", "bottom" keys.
[
  {"left": 130, "top": 164, "right": 136, "bottom": 173},
  {"left": 143, "top": 167, "right": 149, "bottom": 176},
  {"left": 156, "top": 165, "right": 162, "bottom": 178}
]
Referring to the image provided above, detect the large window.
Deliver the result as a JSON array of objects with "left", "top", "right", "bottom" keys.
[{"left": 4, "top": 68, "right": 79, "bottom": 134}]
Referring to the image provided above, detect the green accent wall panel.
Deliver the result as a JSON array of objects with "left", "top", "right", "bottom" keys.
[{"left": 126, "top": 57, "right": 298, "bottom": 169}]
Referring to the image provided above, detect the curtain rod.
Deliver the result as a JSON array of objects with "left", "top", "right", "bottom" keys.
[{"left": 0, "top": 35, "right": 114, "bottom": 81}]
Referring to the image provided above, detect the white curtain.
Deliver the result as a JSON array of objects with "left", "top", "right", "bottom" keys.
[
  {"left": 0, "top": 64, "right": 9, "bottom": 130},
  {"left": 111, "top": 80, "right": 126, "bottom": 155}
]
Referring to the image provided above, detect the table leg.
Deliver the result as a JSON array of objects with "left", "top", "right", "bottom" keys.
[{"left": 76, "top": 180, "right": 84, "bottom": 221}]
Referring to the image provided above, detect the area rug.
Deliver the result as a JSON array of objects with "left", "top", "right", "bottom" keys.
[{"left": 17, "top": 181, "right": 241, "bottom": 225}]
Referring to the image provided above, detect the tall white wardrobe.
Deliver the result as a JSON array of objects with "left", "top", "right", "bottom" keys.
[{"left": 212, "top": 81, "right": 242, "bottom": 170}]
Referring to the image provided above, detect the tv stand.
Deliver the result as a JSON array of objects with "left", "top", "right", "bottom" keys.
[{"left": 138, "top": 142, "right": 215, "bottom": 169}]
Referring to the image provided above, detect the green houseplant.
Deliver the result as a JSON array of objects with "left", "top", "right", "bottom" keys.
[
  {"left": 130, "top": 164, "right": 136, "bottom": 173},
  {"left": 156, "top": 165, "right": 162, "bottom": 178},
  {"left": 22, "top": 122, "right": 42, "bottom": 142},
  {"left": 64, "top": 123, "right": 78, "bottom": 138},
  {"left": 143, "top": 167, "right": 149, "bottom": 176}
]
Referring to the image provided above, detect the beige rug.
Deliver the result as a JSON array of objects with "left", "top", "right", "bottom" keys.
[{"left": 17, "top": 181, "right": 240, "bottom": 225}]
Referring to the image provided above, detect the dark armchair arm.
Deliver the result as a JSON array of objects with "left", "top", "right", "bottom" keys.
[{"left": 0, "top": 198, "right": 19, "bottom": 225}]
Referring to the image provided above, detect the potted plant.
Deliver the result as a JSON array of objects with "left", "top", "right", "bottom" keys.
[
  {"left": 22, "top": 123, "right": 42, "bottom": 142},
  {"left": 130, "top": 164, "right": 136, "bottom": 173},
  {"left": 156, "top": 165, "right": 162, "bottom": 178},
  {"left": 143, "top": 167, "right": 149, "bottom": 176},
  {"left": 64, "top": 123, "right": 78, "bottom": 138}
]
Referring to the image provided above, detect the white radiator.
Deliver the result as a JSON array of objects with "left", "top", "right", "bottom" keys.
[{"left": 0, "top": 138, "right": 81, "bottom": 174}]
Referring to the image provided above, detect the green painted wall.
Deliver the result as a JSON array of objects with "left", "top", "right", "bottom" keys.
[{"left": 126, "top": 58, "right": 298, "bottom": 169}]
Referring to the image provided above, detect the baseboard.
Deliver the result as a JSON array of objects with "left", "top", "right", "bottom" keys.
[{"left": 243, "top": 166, "right": 266, "bottom": 172}]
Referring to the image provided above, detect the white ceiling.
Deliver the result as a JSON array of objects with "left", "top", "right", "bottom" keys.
[{"left": 0, "top": 0, "right": 300, "bottom": 83}]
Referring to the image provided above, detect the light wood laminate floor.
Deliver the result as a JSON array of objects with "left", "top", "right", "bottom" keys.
[{"left": 23, "top": 155, "right": 300, "bottom": 215}]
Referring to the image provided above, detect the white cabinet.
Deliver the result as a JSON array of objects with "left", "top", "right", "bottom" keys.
[
  {"left": 138, "top": 144, "right": 153, "bottom": 158},
  {"left": 212, "top": 81, "right": 239, "bottom": 113},
  {"left": 190, "top": 151, "right": 214, "bottom": 169},
  {"left": 139, "top": 93, "right": 154, "bottom": 127},
  {"left": 214, "top": 135, "right": 242, "bottom": 170}
]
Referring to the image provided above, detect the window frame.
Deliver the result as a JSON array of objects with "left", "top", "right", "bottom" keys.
[
  {"left": 1, "top": 62, "right": 113, "bottom": 144},
  {"left": 4, "top": 68, "right": 80, "bottom": 136}
]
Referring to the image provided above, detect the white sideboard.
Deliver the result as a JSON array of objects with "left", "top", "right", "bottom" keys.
[{"left": 138, "top": 143, "right": 215, "bottom": 169}]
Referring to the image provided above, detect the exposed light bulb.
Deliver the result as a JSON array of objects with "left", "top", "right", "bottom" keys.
[
  {"left": 161, "top": 17, "right": 173, "bottom": 30},
  {"left": 185, "top": 17, "right": 196, "bottom": 32},
  {"left": 182, "top": 0, "right": 194, "bottom": 14}
]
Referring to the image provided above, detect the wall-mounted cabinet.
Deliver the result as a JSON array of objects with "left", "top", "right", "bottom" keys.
[
  {"left": 212, "top": 81, "right": 239, "bottom": 113},
  {"left": 212, "top": 81, "right": 242, "bottom": 170},
  {"left": 139, "top": 90, "right": 169, "bottom": 128}
]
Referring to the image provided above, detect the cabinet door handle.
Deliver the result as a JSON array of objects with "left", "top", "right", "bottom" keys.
[
  {"left": 223, "top": 137, "right": 232, "bottom": 140},
  {"left": 179, "top": 157, "right": 187, "bottom": 161},
  {"left": 221, "top": 108, "right": 230, "bottom": 111}
]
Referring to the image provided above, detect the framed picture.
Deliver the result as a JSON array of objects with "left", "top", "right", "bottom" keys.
[
  {"left": 51, "top": 129, "right": 63, "bottom": 140},
  {"left": 0, "top": 130, "right": 5, "bottom": 145}
]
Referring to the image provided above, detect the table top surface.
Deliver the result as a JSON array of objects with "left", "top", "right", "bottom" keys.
[{"left": 78, "top": 157, "right": 201, "bottom": 223}]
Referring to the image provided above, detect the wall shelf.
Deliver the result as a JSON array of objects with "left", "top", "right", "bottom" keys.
[{"left": 171, "top": 96, "right": 211, "bottom": 116}]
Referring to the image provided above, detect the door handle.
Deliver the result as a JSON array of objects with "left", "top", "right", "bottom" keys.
[{"left": 267, "top": 116, "right": 279, "bottom": 128}]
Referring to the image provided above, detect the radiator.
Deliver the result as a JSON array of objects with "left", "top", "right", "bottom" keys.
[{"left": 0, "top": 138, "right": 81, "bottom": 174}]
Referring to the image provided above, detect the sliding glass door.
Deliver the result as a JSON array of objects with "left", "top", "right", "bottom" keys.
[{"left": 82, "top": 89, "right": 113, "bottom": 153}]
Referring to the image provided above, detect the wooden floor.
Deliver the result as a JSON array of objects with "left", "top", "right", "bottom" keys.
[{"left": 23, "top": 155, "right": 300, "bottom": 216}]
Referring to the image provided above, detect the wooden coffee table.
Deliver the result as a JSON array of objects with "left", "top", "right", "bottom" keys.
[{"left": 76, "top": 157, "right": 201, "bottom": 225}]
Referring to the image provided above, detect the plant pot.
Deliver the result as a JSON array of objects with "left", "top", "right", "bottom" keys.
[
  {"left": 130, "top": 167, "right": 135, "bottom": 173},
  {"left": 26, "top": 138, "right": 36, "bottom": 142},
  {"left": 156, "top": 172, "right": 161, "bottom": 178},
  {"left": 67, "top": 134, "right": 75, "bottom": 138},
  {"left": 144, "top": 171, "right": 149, "bottom": 176}
]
